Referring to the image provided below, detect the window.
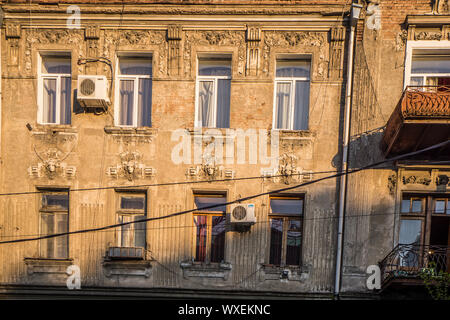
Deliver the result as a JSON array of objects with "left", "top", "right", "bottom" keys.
[
  {"left": 398, "top": 194, "right": 450, "bottom": 268},
  {"left": 268, "top": 196, "right": 304, "bottom": 266},
  {"left": 38, "top": 54, "right": 72, "bottom": 125},
  {"left": 408, "top": 50, "right": 450, "bottom": 89},
  {"left": 39, "top": 190, "right": 69, "bottom": 259},
  {"left": 195, "top": 56, "right": 231, "bottom": 128},
  {"left": 273, "top": 58, "right": 310, "bottom": 130},
  {"left": 193, "top": 193, "right": 226, "bottom": 263},
  {"left": 116, "top": 54, "right": 152, "bottom": 127},
  {"left": 116, "top": 192, "right": 147, "bottom": 248}
]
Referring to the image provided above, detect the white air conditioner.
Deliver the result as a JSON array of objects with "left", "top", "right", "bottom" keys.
[
  {"left": 77, "top": 75, "right": 110, "bottom": 108},
  {"left": 230, "top": 204, "right": 256, "bottom": 224},
  {"left": 107, "top": 247, "right": 144, "bottom": 260}
]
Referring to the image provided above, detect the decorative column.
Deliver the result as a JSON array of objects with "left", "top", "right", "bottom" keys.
[
  {"left": 85, "top": 25, "right": 100, "bottom": 74},
  {"left": 329, "top": 26, "right": 345, "bottom": 80},
  {"left": 167, "top": 25, "right": 182, "bottom": 77},
  {"left": 245, "top": 25, "right": 261, "bottom": 76}
]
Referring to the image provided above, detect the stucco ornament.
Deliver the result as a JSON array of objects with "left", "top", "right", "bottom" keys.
[
  {"left": 432, "top": 0, "right": 449, "bottom": 14},
  {"left": 278, "top": 153, "right": 299, "bottom": 185},
  {"left": 32, "top": 146, "right": 75, "bottom": 179},
  {"left": 108, "top": 151, "right": 155, "bottom": 181}
]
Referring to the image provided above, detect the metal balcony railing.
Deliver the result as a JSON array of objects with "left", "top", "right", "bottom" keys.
[{"left": 379, "top": 244, "right": 450, "bottom": 285}]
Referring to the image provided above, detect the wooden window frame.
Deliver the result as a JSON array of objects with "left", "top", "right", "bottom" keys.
[
  {"left": 38, "top": 189, "right": 69, "bottom": 259},
  {"left": 115, "top": 191, "right": 147, "bottom": 248},
  {"left": 267, "top": 195, "right": 304, "bottom": 267},
  {"left": 192, "top": 193, "right": 226, "bottom": 263}
]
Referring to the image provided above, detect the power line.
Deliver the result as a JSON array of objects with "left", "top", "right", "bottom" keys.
[{"left": 0, "top": 139, "right": 448, "bottom": 245}]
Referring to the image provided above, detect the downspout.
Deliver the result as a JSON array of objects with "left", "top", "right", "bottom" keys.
[{"left": 334, "top": 3, "right": 362, "bottom": 299}]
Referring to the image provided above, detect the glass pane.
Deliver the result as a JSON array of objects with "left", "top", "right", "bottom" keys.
[
  {"left": 42, "top": 193, "right": 69, "bottom": 210},
  {"left": 211, "top": 215, "right": 226, "bottom": 263},
  {"left": 401, "top": 199, "right": 411, "bottom": 213},
  {"left": 434, "top": 200, "right": 446, "bottom": 214},
  {"left": 198, "top": 81, "right": 215, "bottom": 127},
  {"left": 60, "top": 77, "right": 71, "bottom": 125},
  {"left": 216, "top": 79, "right": 231, "bottom": 128},
  {"left": 42, "top": 56, "right": 71, "bottom": 74},
  {"left": 411, "top": 55, "right": 450, "bottom": 74},
  {"left": 270, "top": 199, "right": 303, "bottom": 216},
  {"left": 119, "top": 57, "right": 152, "bottom": 76},
  {"left": 269, "top": 218, "right": 283, "bottom": 265},
  {"left": 138, "top": 78, "right": 152, "bottom": 127},
  {"left": 409, "top": 77, "right": 424, "bottom": 86},
  {"left": 55, "top": 214, "right": 68, "bottom": 258},
  {"left": 198, "top": 59, "right": 231, "bottom": 76},
  {"left": 276, "top": 60, "right": 310, "bottom": 78},
  {"left": 399, "top": 219, "right": 422, "bottom": 245},
  {"left": 40, "top": 214, "right": 54, "bottom": 258},
  {"left": 43, "top": 78, "right": 57, "bottom": 123},
  {"left": 119, "top": 80, "right": 135, "bottom": 126},
  {"left": 411, "top": 199, "right": 423, "bottom": 213},
  {"left": 194, "top": 196, "right": 226, "bottom": 212},
  {"left": 120, "top": 196, "right": 145, "bottom": 210},
  {"left": 194, "top": 215, "right": 207, "bottom": 262},
  {"left": 286, "top": 219, "right": 301, "bottom": 266},
  {"left": 134, "top": 215, "right": 146, "bottom": 248},
  {"left": 293, "top": 81, "right": 310, "bottom": 130},
  {"left": 275, "top": 82, "right": 292, "bottom": 129},
  {"left": 120, "top": 215, "right": 133, "bottom": 247}
]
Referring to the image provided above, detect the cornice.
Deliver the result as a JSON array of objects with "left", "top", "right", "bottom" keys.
[{"left": 406, "top": 15, "right": 450, "bottom": 27}]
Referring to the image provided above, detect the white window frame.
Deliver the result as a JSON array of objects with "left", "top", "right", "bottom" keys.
[
  {"left": 114, "top": 54, "right": 152, "bottom": 128},
  {"left": 404, "top": 41, "right": 450, "bottom": 89},
  {"left": 37, "top": 53, "right": 72, "bottom": 125},
  {"left": 194, "top": 58, "right": 232, "bottom": 128},
  {"left": 272, "top": 61, "right": 310, "bottom": 131}
]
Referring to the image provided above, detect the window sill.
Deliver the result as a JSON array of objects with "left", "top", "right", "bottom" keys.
[
  {"left": 275, "top": 129, "right": 315, "bottom": 139},
  {"left": 104, "top": 126, "right": 157, "bottom": 136},
  {"left": 102, "top": 259, "right": 153, "bottom": 278},
  {"left": 180, "top": 261, "right": 232, "bottom": 280},
  {"left": 260, "top": 264, "right": 310, "bottom": 282},
  {"left": 33, "top": 124, "right": 78, "bottom": 134},
  {"left": 24, "top": 257, "right": 73, "bottom": 276}
]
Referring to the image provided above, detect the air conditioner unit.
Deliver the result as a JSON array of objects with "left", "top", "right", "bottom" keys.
[
  {"left": 107, "top": 247, "right": 144, "bottom": 260},
  {"left": 230, "top": 204, "right": 256, "bottom": 224},
  {"left": 77, "top": 75, "right": 110, "bottom": 108}
]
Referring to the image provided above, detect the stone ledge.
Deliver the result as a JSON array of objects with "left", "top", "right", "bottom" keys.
[
  {"left": 104, "top": 126, "right": 158, "bottom": 136},
  {"left": 24, "top": 258, "right": 73, "bottom": 275},
  {"left": 180, "top": 261, "right": 232, "bottom": 280},
  {"left": 33, "top": 125, "right": 78, "bottom": 134},
  {"left": 260, "top": 264, "right": 310, "bottom": 282},
  {"left": 102, "top": 260, "right": 153, "bottom": 278}
]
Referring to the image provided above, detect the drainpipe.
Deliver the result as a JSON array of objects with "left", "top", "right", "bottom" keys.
[{"left": 334, "top": 3, "right": 362, "bottom": 299}]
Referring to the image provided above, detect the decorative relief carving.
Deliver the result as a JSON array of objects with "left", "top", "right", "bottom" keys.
[
  {"left": 263, "top": 31, "right": 327, "bottom": 78},
  {"left": 395, "top": 30, "right": 408, "bottom": 52},
  {"left": 25, "top": 29, "right": 84, "bottom": 73},
  {"left": 388, "top": 174, "right": 397, "bottom": 195},
  {"left": 278, "top": 153, "right": 300, "bottom": 185},
  {"left": 415, "top": 31, "right": 442, "bottom": 41},
  {"left": 107, "top": 151, "right": 155, "bottom": 181},
  {"left": 402, "top": 175, "right": 432, "bottom": 186},
  {"left": 436, "top": 175, "right": 450, "bottom": 186},
  {"left": 184, "top": 30, "right": 246, "bottom": 77},
  {"left": 30, "top": 147, "right": 76, "bottom": 179},
  {"left": 103, "top": 30, "right": 167, "bottom": 77},
  {"left": 186, "top": 154, "right": 234, "bottom": 181},
  {"left": 432, "top": 0, "right": 449, "bottom": 14}
]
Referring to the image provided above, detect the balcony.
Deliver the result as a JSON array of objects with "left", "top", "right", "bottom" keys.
[
  {"left": 381, "top": 86, "right": 450, "bottom": 158},
  {"left": 379, "top": 244, "right": 450, "bottom": 289}
]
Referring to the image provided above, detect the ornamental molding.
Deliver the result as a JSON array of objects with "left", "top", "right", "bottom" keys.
[
  {"left": 432, "top": 0, "right": 449, "bottom": 15},
  {"left": 388, "top": 174, "right": 397, "bottom": 195},
  {"left": 402, "top": 175, "right": 432, "bottom": 186},
  {"left": 107, "top": 151, "right": 156, "bottom": 181},
  {"left": 184, "top": 30, "right": 246, "bottom": 77},
  {"left": 401, "top": 90, "right": 450, "bottom": 119},
  {"left": 30, "top": 147, "right": 76, "bottom": 179}
]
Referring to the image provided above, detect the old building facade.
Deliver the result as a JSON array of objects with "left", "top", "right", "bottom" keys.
[{"left": 0, "top": 0, "right": 448, "bottom": 299}]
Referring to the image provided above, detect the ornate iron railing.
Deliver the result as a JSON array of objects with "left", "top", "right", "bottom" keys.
[
  {"left": 401, "top": 85, "right": 450, "bottom": 118},
  {"left": 379, "top": 244, "right": 450, "bottom": 284}
]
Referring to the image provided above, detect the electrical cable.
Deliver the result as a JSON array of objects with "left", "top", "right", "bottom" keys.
[{"left": 0, "top": 139, "right": 448, "bottom": 245}]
